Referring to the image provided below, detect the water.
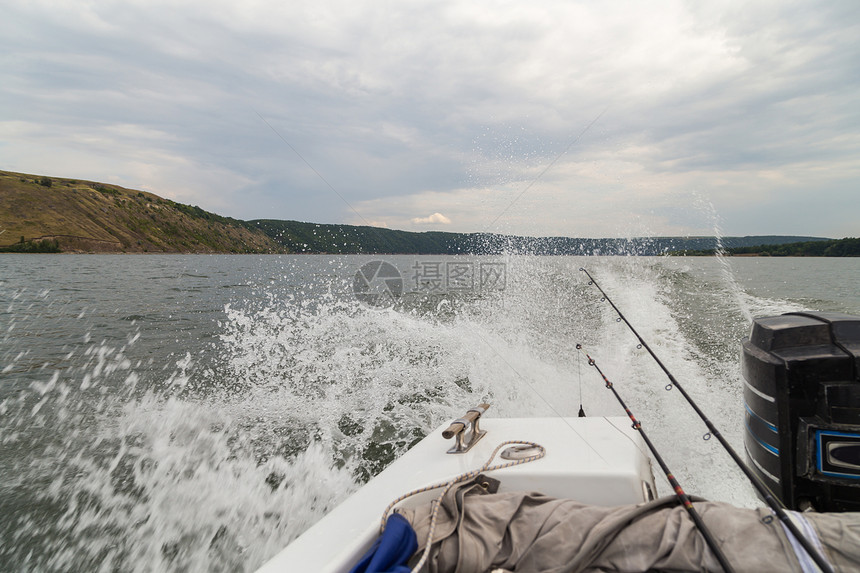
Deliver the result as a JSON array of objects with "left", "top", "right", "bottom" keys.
[{"left": 1, "top": 254, "right": 858, "bottom": 572}]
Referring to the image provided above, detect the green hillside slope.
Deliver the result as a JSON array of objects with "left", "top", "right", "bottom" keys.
[{"left": 0, "top": 171, "right": 283, "bottom": 253}]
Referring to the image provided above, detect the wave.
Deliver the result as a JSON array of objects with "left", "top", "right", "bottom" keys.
[{"left": 2, "top": 255, "right": 853, "bottom": 571}]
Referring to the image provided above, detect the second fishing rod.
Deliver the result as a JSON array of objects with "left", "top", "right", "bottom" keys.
[
  {"left": 579, "top": 267, "right": 835, "bottom": 573},
  {"left": 576, "top": 344, "right": 735, "bottom": 573}
]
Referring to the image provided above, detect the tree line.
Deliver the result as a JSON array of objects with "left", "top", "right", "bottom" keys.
[{"left": 677, "top": 237, "right": 859, "bottom": 257}]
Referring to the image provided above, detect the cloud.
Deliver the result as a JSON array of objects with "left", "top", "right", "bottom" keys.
[
  {"left": 411, "top": 212, "right": 452, "bottom": 225},
  {"left": 1, "top": 0, "right": 858, "bottom": 238}
]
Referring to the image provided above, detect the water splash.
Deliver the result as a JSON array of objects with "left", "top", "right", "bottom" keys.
[
  {"left": 3, "top": 254, "right": 849, "bottom": 571},
  {"left": 692, "top": 193, "right": 753, "bottom": 324}
]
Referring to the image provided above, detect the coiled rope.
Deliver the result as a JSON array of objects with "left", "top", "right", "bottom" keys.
[{"left": 378, "top": 440, "right": 546, "bottom": 573}]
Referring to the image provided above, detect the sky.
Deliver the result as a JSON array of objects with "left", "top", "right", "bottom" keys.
[{"left": 2, "top": 0, "right": 859, "bottom": 239}]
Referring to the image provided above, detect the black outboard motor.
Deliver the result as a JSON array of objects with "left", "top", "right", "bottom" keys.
[{"left": 742, "top": 312, "right": 860, "bottom": 512}]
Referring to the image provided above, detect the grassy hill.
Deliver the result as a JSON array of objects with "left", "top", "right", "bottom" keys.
[
  {"left": 0, "top": 169, "right": 842, "bottom": 255},
  {"left": 0, "top": 170, "right": 283, "bottom": 253}
]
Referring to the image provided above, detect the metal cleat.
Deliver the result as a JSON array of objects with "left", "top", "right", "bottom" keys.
[{"left": 443, "top": 403, "right": 489, "bottom": 454}]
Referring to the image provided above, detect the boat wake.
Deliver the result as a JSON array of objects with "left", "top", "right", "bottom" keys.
[{"left": 0, "top": 254, "right": 830, "bottom": 571}]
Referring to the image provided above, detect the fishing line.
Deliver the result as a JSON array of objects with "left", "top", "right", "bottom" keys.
[
  {"left": 484, "top": 106, "right": 608, "bottom": 231},
  {"left": 256, "top": 111, "right": 373, "bottom": 228},
  {"left": 576, "top": 350, "right": 586, "bottom": 417},
  {"left": 257, "top": 111, "right": 596, "bottom": 438},
  {"left": 463, "top": 323, "right": 608, "bottom": 464},
  {"left": 257, "top": 111, "right": 453, "bottom": 257},
  {"left": 579, "top": 267, "right": 835, "bottom": 573},
  {"left": 576, "top": 344, "right": 735, "bottom": 573}
]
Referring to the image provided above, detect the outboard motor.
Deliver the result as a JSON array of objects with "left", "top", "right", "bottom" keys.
[{"left": 742, "top": 312, "right": 860, "bottom": 512}]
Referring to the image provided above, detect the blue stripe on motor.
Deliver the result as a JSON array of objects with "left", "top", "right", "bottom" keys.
[
  {"left": 744, "top": 402, "right": 778, "bottom": 434},
  {"left": 744, "top": 418, "right": 779, "bottom": 456}
]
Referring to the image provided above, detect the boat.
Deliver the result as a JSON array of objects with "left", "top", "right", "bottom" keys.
[
  {"left": 257, "top": 411, "right": 656, "bottom": 572},
  {"left": 256, "top": 308, "right": 860, "bottom": 572}
]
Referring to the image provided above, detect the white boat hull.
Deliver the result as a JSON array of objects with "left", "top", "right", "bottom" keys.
[{"left": 257, "top": 416, "right": 656, "bottom": 573}]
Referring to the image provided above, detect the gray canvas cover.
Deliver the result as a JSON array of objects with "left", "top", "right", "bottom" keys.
[{"left": 396, "top": 479, "right": 860, "bottom": 572}]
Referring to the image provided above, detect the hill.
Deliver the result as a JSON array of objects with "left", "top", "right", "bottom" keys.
[
  {"left": 1, "top": 169, "right": 838, "bottom": 255},
  {"left": 0, "top": 171, "right": 283, "bottom": 253}
]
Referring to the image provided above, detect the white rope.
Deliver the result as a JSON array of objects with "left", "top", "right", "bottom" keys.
[{"left": 377, "top": 440, "right": 546, "bottom": 573}]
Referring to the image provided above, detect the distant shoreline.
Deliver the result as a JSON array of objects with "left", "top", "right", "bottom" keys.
[{"left": 4, "top": 169, "right": 854, "bottom": 256}]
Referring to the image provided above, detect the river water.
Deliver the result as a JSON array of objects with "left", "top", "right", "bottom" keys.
[{"left": 1, "top": 254, "right": 858, "bottom": 572}]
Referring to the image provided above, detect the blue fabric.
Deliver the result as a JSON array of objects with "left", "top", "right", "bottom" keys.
[{"left": 349, "top": 513, "right": 418, "bottom": 573}]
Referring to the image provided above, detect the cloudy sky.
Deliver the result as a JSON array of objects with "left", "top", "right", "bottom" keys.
[{"left": 2, "top": 0, "right": 858, "bottom": 238}]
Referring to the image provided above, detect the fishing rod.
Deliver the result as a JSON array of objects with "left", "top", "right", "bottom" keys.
[
  {"left": 579, "top": 267, "right": 835, "bottom": 573},
  {"left": 576, "top": 345, "right": 735, "bottom": 573}
]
